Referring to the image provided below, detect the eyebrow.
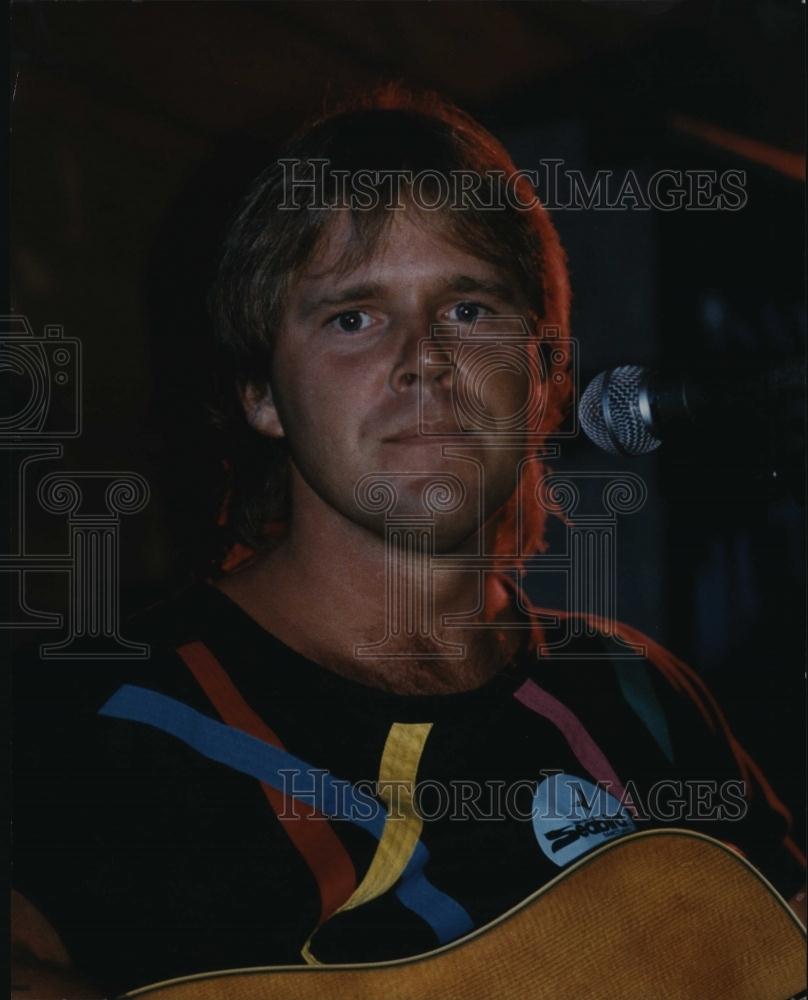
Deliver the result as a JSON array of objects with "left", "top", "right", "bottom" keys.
[
  {"left": 297, "top": 283, "right": 385, "bottom": 318},
  {"left": 443, "top": 274, "right": 517, "bottom": 301},
  {"left": 295, "top": 273, "right": 519, "bottom": 319}
]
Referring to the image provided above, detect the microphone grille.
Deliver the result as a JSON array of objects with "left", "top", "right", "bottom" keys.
[{"left": 579, "top": 365, "right": 661, "bottom": 455}]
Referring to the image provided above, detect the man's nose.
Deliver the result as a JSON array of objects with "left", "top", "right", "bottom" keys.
[{"left": 389, "top": 319, "right": 454, "bottom": 395}]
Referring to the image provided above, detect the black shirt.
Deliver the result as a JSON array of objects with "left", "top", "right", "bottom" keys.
[{"left": 12, "top": 582, "right": 804, "bottom": 995}]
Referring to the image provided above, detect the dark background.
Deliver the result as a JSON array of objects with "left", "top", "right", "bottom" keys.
[{"left": 9, "top": 1, "right": 805, "bottom": 839}]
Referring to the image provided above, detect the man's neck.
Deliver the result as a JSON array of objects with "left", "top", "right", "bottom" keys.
[{"left": 216, "top": 478, "right": 523, "bottom": 695}]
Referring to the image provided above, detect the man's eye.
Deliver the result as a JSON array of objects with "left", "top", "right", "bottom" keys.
[
  {"left": 329, "top": 310, "right": 373, "bottom": 333},
  {"left": 448, "top": 301, "right": 494, "bottom": 323}
]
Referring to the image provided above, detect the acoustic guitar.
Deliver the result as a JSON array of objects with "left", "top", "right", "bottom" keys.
[{"left": 127, "top": 829, "right": 806, "bottom": 1000}]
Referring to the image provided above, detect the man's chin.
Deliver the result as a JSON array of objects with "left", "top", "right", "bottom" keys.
[
  {"left": 430, "top": 518, "right": 486, "bottom": 555},
  {"left": 345, "top": 465, "right": 517, "bottom": 551},
  {"left": 351, "top": 472, "right": 474, "bottom": 519},
  {"left": 359, "top": 502, "right": 486, "bottom": 555}
]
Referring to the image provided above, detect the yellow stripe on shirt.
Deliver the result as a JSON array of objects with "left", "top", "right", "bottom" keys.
[{"left": 301, "top": 721, "right": 432, "bottom": 963}]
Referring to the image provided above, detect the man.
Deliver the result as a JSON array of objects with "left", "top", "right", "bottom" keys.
[{"left": 12, "top": 89, "right": 805, "bottom": 998}]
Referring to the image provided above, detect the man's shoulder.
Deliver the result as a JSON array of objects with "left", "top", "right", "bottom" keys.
[
  {"left": 11, "top": 577, "right": 309, "bottom": 753},
  {"left": 11, "top": 581, "right": 228, "bottom": 710},
  {"left": 126, "top": 578, "right": 231, "bottom": 645}
]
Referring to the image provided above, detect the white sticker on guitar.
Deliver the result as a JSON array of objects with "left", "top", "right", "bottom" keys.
[{"left": 532, "top": 773, "right": 634, "bottom": 867}]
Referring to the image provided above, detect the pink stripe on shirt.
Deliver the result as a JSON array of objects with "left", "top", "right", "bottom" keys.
[{"left": 514, "top": 678, "right": 635, "bottom": 814}]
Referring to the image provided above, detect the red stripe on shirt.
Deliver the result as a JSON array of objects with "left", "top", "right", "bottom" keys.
[{"left": 176, "top": 639, "right": 357, "bottom": 924}]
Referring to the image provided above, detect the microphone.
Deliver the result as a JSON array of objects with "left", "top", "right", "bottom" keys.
[{"left": 578, "top": 362, "right": 803, "bottom": 456}]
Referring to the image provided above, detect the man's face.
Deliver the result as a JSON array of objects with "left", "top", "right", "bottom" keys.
[{"left": 248, "top": 210, "right": 538, "bottom": 551}]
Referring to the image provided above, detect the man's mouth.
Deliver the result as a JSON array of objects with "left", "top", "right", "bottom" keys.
[{"left": 384, "top": 420, "right": 461, "bottom": 442}]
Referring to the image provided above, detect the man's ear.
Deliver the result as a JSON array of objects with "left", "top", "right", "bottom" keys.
[{"left": 240, "top": 383, "right": 285, "bottom": 439}]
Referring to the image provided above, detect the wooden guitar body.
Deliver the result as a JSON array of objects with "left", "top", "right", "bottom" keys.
[{"left": 128, "top": 830, "right": 807, "bottom": 1000}]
